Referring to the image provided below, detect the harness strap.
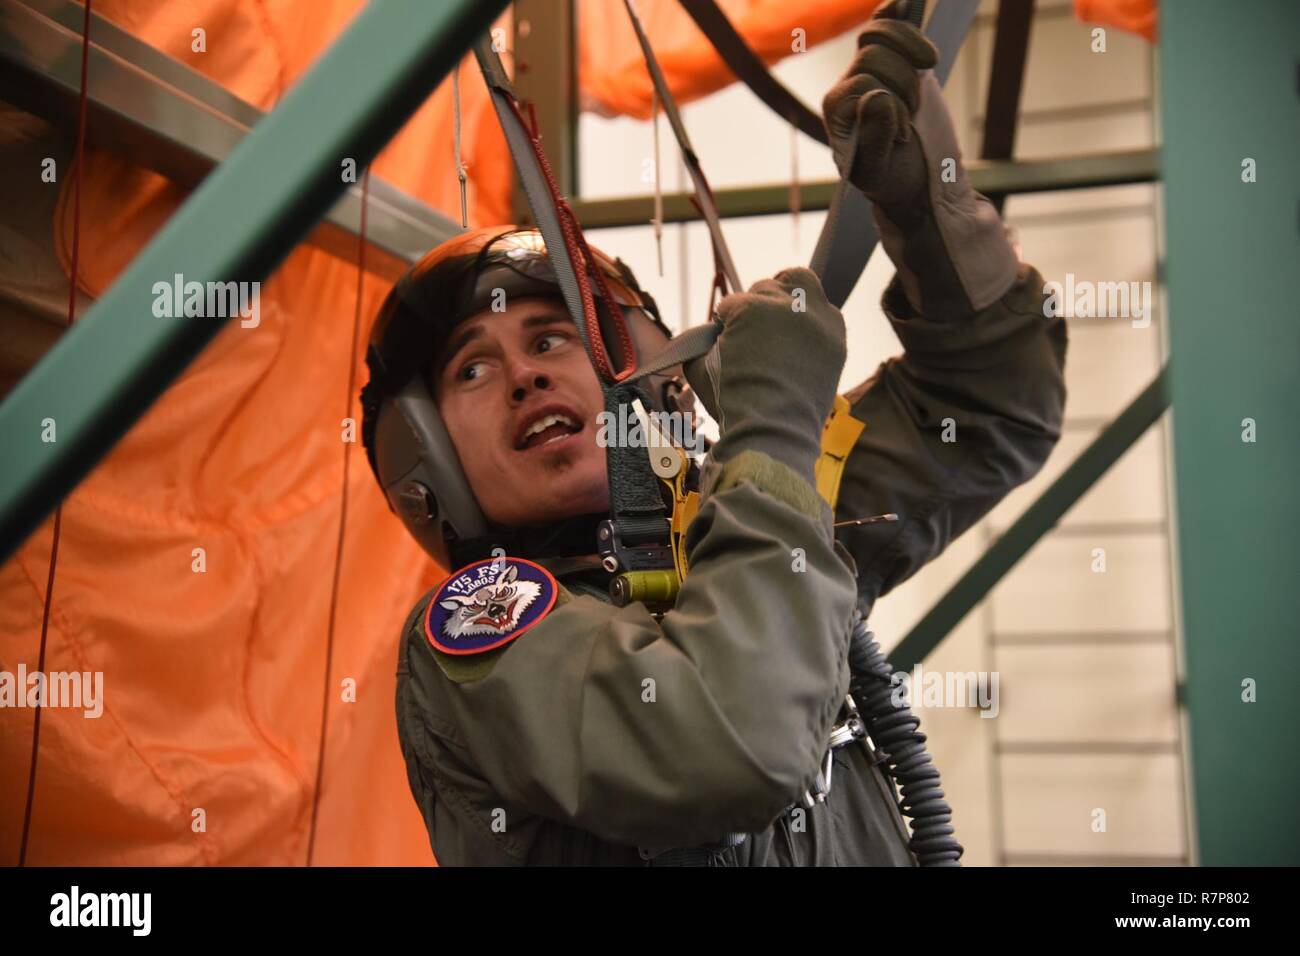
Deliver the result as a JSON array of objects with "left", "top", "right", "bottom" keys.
[
  {"left": 622, "top": 322, "right": 721, "bottom": 385},
  {"left": 474, "top": 38, "right": 670, "bottom": 541},
  {"left": 677, "top": 0, "right": 829, "bottom": 145}
]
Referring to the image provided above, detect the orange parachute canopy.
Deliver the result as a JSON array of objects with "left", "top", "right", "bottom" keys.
[
  {"left": 1074, "top": 0, "right": 1157, "bottom": 43},
  {"left": 0, "top": 0, "right": 1154, "bottom": 866},
  {"left": 580, "top": 0, "right": 888, "bottom": 119},
  {"left": 0, "top": 0, "right": 511, "bottom": 867}
]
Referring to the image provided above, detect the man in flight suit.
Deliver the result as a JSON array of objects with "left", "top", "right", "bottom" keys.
[{"left": 361, "top": 8, "right": 1067, "bottom": 865}]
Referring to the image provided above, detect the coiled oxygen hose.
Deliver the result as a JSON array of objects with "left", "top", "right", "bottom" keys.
[{"left": 846, "top": 604, "right": 964, "bottom": 866}]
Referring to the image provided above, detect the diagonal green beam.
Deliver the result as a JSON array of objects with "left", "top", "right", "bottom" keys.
[
  {"left": 0, "top": 0, "right": 509, "bottom": 563},
  {"left": 889, "top": 366, "right": 1170, "bottom": 672}
]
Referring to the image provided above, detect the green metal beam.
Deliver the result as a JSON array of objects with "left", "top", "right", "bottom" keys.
[
  {"left": 570, "top": 149, "right": 1158, "bottom": 228},
  {"left": 0, "top": 0, "right": 510, "bottom": 563},
  {"left": 889, "top": 367, "right": 1170, "bottom": 673},
  {"left": 512, "top": 0, "right": 578, "bottom": 209},
  {"left": 0, "top": 0, "right": 462, "bottom": 280},
  {"left": 1161, "top": 0, "right": 1300, "bottom": 865}
]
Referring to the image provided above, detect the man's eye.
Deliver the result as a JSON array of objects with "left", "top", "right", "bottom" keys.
[
  {"left": 458, "top": 360, "right": 486, "bottom": 382},
  {"left": 536, "top": 331, "right": 570, "bottom": 354}
]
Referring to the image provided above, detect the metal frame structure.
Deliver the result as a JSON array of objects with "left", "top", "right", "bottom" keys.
[
  {"left": 567, "top": 149, "right": 1156, "bottom": 227},
  {"left": 512, "top": 0, "right": 579, "bottom": 209},
  {"left": 1160, "top": 0, "right": 1299, "bottom": 865},
  {"left": 0, "top": 0, "right": 463, "bottom": 283},
  {"left": 1, "top": 0, "right": 1293, "bottom": 865},
  {"left": 891, "top": 368, "right": 1169, "bottom": 672},
  {"left": 978, "top": 0, "right": 1033, "bottom": 213},
  {"left": 0, "top": 0, "right": 1163, "bottom": 675},
  {"left": 0, "top": 0, "right": 509, "bottom": 558}
]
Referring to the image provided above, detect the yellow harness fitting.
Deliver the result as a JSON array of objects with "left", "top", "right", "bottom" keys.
[
  {"left": 667, "top": 449, "right": 699, "bottom": 584},
  {"left": 664, "top": 394, "right": 864, "bottom": 586},
  {"left": 815, "top": 394, "right": 867, "bottom": 509}
]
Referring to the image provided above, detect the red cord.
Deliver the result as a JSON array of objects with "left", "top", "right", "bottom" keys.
[
  {"left": 306, "top": 167, "right": 370, "bottom": 866},
  {"left": 18, "top": 0, "right": 92, "bottom": 868},
  {"left": 516, "top": 99, "right": 635, "bottom": 383}
]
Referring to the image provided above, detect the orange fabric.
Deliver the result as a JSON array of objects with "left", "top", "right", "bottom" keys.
[
  {"left": 0, "top": 0, "right": 874, "bottom": 866},
  {"left": 0, "top": 0, "right": 511, "bottom": 866},
  {"left": 580, "top": 0, "right": 884, "bottom": 119},
  {"left": 1073, "top": 0, "right": 1157, "bottom": 42}
]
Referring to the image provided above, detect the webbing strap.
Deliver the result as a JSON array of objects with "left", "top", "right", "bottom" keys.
[
  {"left": 678, "top": 0, "right": 829, "bottom": 145},
  {"left": 810, "top": 0, "right": 980, "bottom": 307},
  {"left": 624, "top": 322, "right": 721, "bottom": 385},
  {"left": 474, "top": 39, "right": 668, "bottom": 533},
  {"left": 475, "top": 41, "right": 636, "bottom": 381}
]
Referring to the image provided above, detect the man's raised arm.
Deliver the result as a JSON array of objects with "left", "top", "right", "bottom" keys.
[{"left": 820, "top": 2, "right": 1068, "bottom": 606}]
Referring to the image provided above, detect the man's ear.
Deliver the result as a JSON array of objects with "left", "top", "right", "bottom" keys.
[
  {"left": 424, "top": 365, "right": 443, "bottom": 408},
  {"left": 625, "top": 307, "right": 673, "bottom": 364},
  {"left": 430, "top": 527, "right": 452, "bottom": 575}
]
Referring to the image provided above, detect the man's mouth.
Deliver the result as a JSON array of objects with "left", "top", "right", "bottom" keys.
[{"left": 514, "top": 408, "right": 584, "bottom": 451}]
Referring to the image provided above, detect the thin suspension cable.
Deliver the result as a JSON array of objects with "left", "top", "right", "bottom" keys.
[
  {"left": 622, "top": 0, "right": 741, "bottom": 294},
  {"left": 19, "top": 0, "right": 92, "bottom": 869},
  {"left": 453, "top": 61, "right": 468, "bottom": 228},
  {"left": 652, "top": 87, "right": 663, "bottom": 276},
  {"left": 307, "top": 166, "right": 371, "bottom": 867},
  {"left": 789, "top": 121, "right": 800, "bottom": 254}
]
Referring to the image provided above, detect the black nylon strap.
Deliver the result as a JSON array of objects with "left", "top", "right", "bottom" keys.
[
  {"left": 676, "top": 0, "right": 977, "bottom": 307},
  {"left": 675, "top": 0, "right": 928, "bottom": 148},
  {"left": 605, "top": 384, "right": 671, "bottom": 529},
  {"left": 678, "top": 0, "right": 829, "bottom": 145},
  {"left": 979, "top": 0, "right": 1034, "bottom": 215}
]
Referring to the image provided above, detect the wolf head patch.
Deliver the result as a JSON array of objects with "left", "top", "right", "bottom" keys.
[{"left": 424, "top": 557, "right": 558, "bottom": 656}]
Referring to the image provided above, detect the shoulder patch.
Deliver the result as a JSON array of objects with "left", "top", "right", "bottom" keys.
[{"left": 424, "top": 557, "right": 558, "bottom": 657}]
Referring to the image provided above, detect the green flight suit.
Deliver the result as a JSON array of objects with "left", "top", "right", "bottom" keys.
[{"left": 394, "top": 260, "right": 1067, "bottom": 866}]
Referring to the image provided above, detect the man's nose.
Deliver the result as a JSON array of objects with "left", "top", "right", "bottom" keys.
[{"left": 508, "top": 361, "right": 553, "bottom": 404}]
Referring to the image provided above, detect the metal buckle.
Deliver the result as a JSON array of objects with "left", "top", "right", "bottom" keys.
[
  {"left": 596, "top": 519, "right": 675, "bottom": 575},
  {"left": 801, "top": 694, "right": 870, "bottom": 807}
]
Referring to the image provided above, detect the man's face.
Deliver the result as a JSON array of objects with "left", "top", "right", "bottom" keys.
[{"left": 431, "top": 296, "right": 608, "bottom": 528}]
